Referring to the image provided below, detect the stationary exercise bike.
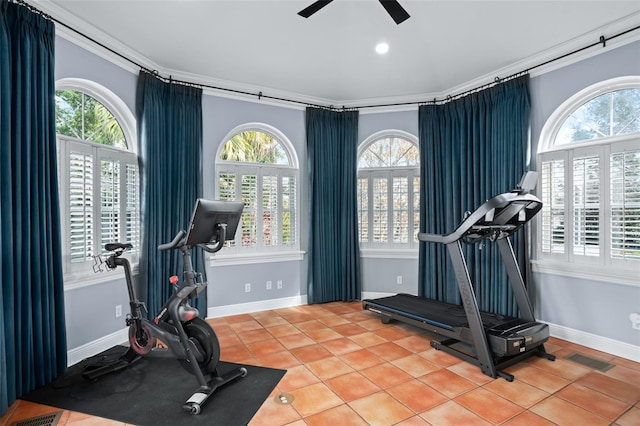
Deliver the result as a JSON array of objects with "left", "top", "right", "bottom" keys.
[{"left": 83, "top": 199, "right": 247, "bottom": 415}]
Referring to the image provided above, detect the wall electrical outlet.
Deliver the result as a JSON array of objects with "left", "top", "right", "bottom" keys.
[
  {"left": 115, "top": 305, "right": 122, "bottom": 318},
  {"left": 277, "top": 280, "right": 283, "bottom": 289},
  {"left": 396, "top": 275, "right": 403, "bottom": 285},
  {"left": 266, "top": 280, "right": 272, "bottom": 290},
  {"left": 245, "top": 283, "right": 251, "bottom": 293},
  {"left": 630, "top": 313, "right": 640, "bottom": 330}
]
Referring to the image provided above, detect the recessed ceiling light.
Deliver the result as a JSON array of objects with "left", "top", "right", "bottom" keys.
[{"left": 375, "top": 42, "right": 389, "bottom": 55}]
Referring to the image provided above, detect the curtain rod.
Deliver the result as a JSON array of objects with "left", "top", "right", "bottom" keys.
[{"left": 18, "top": 0, "right": 640, "bottom": 111}]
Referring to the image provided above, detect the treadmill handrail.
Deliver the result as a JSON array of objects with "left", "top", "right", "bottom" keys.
[{"left": 419, "top": 191, "right": 542, "bottom": 245}]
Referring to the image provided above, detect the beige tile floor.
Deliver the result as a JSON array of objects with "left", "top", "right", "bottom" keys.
[{"left": 2, "top": 301, "right": 639, "bottom": 425}]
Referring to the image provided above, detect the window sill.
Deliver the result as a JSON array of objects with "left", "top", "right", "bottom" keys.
[
  {"left": 360, "top": 248, "right": 418, "bottom": 260},
  {"left": 63, "top": 263, "right": 139, "bottom": 291},
  {"left": 209, "top": 250, "right": 305, "bottom": 266},
  {"left": 531, "top": 260, "right": 639, "bottom": 287}
]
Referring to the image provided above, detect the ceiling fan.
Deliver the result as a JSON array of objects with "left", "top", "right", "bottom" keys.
[{"left": 298, "top": 0, "right": 410, "bottom": 25}]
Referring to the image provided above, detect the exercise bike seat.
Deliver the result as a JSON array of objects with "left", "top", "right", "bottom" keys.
[{"left": 105, "top": 242, "right": 133, "bottom": 251}]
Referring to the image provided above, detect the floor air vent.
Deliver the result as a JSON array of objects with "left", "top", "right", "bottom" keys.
[
  {"left": 11, "top": 411, "right": 62, "bottom": 426},
  {"left": 565, "top": 352, "right": 615, "bottom": 372}
]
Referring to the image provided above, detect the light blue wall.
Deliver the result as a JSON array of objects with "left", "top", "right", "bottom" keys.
[
  {"left": 55, "top": 36, "right": 139, "bottom": 348},
  {"left": 55, "top": 32, "right": 639, "bottom": 354},
  {"left": 529, "top": 40, "right": 640, "bottom": 347}
]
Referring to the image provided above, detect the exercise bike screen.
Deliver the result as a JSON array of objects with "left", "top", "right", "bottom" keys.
[{"left": 185, "top": 198, "right": 244, "bottom": 246}]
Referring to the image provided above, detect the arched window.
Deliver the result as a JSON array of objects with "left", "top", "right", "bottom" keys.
[
  {"left": 215, "top": 124, "right": 299, "bottom": 255},
  {"left": 55, "top": 79, "right": 139, "bottom": 284},
  {"left": 537, "top": 76, "right": 639, "bottom": 282},
  {"left": 357, "top": 131, "right": 420, "bottom": 251}
]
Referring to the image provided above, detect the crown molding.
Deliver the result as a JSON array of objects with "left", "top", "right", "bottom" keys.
[{"left": 34, "top": 1, "right": 640, "bottom": 112}]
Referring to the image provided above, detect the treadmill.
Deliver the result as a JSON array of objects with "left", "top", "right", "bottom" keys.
[{"left": 362, "top": 172, "right": 555, "bottom": 381}]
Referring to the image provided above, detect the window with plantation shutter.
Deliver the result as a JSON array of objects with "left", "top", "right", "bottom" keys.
[
  {"left": 373, "top": 177, "right": 389, "bottom": 243},
  {"left": 69, "top": 150, "right": 94, "bottom": 262},
  {"left": 610, "top": 150, "right": 640, "bottom": 260},
  {"left": 100, "top": 159, "right": 121, "bottom": 253},
  {"left": 55, "top": 85, "right": 139, "bottom": 285},
  {"left": 215, "top": 124, "right": 300, "bottom": 258},
  {"left": 281, "top": 176, "right": 296, "bottom": 247},
  {"left": 536, "top": 77, "right": 639, "bottom": 284},
  {"left": 59, "top": 137, "right": 139, "bottom": 278},
  {"left": 540, "top": 159, "right": 565, "bottom": 254},
  {"left": 357, "top": 131, "right": 420, "bottom": 252},
  {"left": 572, "top": 156, "right": 600, "bottom": 257},
  {"left": 241, "top": 173, "right": 258, "bottom": 247},
  {"left": 358, "top": 178, "right": 369, "bottom": 243}
]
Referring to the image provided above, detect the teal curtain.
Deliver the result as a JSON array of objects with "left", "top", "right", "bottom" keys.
[
  {"left": 136, "top": 71, "right": 206, "bottom": 317},
  {"left": 418, "top": 75, "right": 531, "bottom": 317},
  {"left": 0, "top": 0, "right": 66, "bottom": 415},
  {"left": 306, "top": 108, "right": 361, "bottom": 303}
]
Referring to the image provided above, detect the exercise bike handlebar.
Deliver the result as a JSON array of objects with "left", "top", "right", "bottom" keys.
[
  {"left": 198, "top": 224, "right": 227, "bottom": 254},
  {"left": 156, "top": 224, "right": 228, "bottom": 253},
  {"left": 158, "top": 230, "right": 187, "bottom": 251}
]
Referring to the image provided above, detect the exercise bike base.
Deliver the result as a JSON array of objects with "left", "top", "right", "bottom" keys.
[
  {"left": 81, "top": 347, "right": 141, "bottom": 381},
  {"left": 183, "top": 367, "right": 248, "bottom": 415}
]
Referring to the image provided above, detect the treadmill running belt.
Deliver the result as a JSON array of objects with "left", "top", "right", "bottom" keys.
[
  {"left": 365, "top": 294, "right": 515, "bottom": 331},
  {"left": 366, "top": 294, "right": 468, "bottom": 329}
]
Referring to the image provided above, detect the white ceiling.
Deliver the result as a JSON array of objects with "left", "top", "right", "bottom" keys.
[{"left": 37, "top": 1, "right": 640, "bottom": 106}]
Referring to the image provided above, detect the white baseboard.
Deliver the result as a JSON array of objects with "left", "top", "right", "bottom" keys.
[
  {"left": 67, "top": 327, "right": 128, "bottom": 367},
  {"left": 546, "top": 322, "right": 640, "bottom": 362},
  {"left": 65, "top": 296, "right": 310, "bottom": 365},
  {"left": 361, "top": 291, "right": 404, "bottom": 300},
  {"left": 67, "top": 299, "right": 638, "bottom": 366},
  {"left": 207, "top": 295, "right": 308, "bottom": 318}
]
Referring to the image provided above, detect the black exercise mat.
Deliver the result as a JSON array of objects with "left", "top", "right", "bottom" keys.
[{"left": 21, "top": 346, "right": 286, "bottom": 426}]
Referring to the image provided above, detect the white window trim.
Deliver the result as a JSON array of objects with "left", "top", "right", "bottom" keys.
[
  {"left": 536, "top": 76, "right": 640, "bottom": 287},
  {"left": 209, "top": 250, "right": 305, "bottom": 267},
  {"left": 357, "top": 129, "right": 420, "bottom": 256},
  {"left": 56, "top": 79, "right": 139, "bottom": 287},
  {"left": 214, "top": 123, "right": 301, "bottom": 264},
  {"left": 360, "top": 248, "right": 418, "bottom": 260}
]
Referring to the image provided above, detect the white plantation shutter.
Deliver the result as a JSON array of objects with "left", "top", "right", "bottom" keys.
[
  {"left": 59, "top": 137, "right": 139, "bottom": 278},
  {"left": 541, "top": 159, "right": 566, "bottom": 254},
  {"left": 392, "top": 176, "right": 409, "bottom": 243},
  {"left": 372, "top": 177, "right": 388, "bottom": 243},
  {"left": 218, "top": 172, "right": 236, "bottom": 201},
  {"left": 100, "top": 159, "right": 120, "bottom": 253},
  {"left": 216, "top": 164, "right": 299, "bottom": 252},
  {"left": 572, "top": 156, "right": 600, "bottom": 257},
  {"left": 262, "top": 174, "right": 278, "bottom": 247},
  {"left": 69, "top": 149, "right": 94, "bottom": 262},
  {"left": 282, "top": 175, "right": 296, "bottom": 247},
  {"left": 241, "top": 173, "right": 258, "bottom": 247},
  {"left": 125, "top": 163, "right": 140, "bottom": 252},
  {"left": 358, "top": 177, "right": 369, "bottom": 244},
  {"left": 610, "top": 149, "right": 640, "bottom": 260},
  {"left": 217, "top": 171, "right": 237, "bottom": 247}
]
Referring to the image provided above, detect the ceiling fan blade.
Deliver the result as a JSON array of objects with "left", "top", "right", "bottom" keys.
[
  {"left": 298, "top": 1, "right": 334, "bottom": 18},
  {"left": 379, "top": 0, "right": 410, "bottom": 24}
]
